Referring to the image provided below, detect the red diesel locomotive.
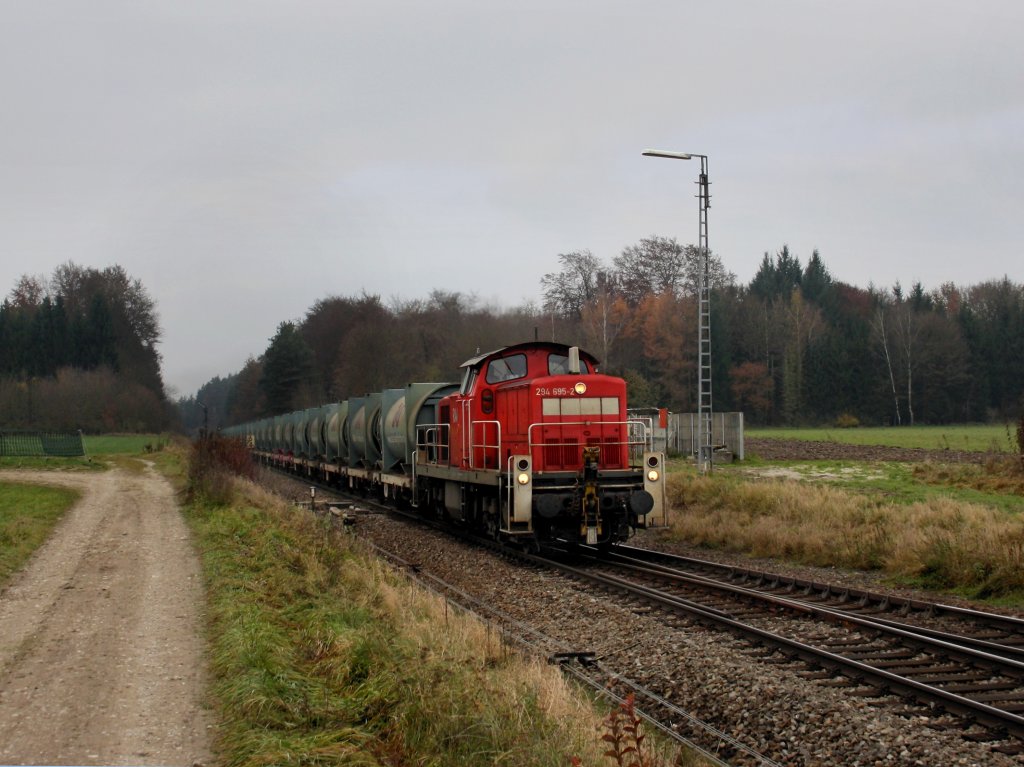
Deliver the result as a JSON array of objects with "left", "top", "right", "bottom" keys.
[{"left": 233, "top": 341, "right": 667, "bottom": 546}]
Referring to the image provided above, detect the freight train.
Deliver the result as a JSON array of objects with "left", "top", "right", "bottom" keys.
[{"left": 224, "top": 341, "right": 667, "bottom": 546}]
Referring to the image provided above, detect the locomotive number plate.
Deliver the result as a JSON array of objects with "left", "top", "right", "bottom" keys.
[{"left": 535, "top": 386, "right": 575, "bottom": 397}]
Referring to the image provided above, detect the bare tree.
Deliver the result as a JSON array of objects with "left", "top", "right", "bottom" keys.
[
  {"left": 9, "top": 274, "right": 47, "bottom": 309},
  {"left": 579, "top": 272, "right": 629, "bottom": 368},
  {"left": 540, "top": 250, "right": 602, "bottom": 319},
  {"left": 871, "top": 301, "right": 903, "bottom": 426}
]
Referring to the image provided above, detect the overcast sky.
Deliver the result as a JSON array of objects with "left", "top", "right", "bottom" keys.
[{"left": 2, "top": 1, "right": 1021, "bottom": 396}]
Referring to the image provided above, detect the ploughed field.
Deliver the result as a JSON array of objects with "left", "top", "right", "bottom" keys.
[{"left": 746, "top": 437, "right": 992, "bottom": 464}]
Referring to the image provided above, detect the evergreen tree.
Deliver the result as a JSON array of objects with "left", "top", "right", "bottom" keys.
[
  {"left": 801, "top": 250, "right": 835, "bottom": 310},
  {"left": 260, "top": 322, "right": 314, "bottom": 415},
  {"left": 750, "top": 245, "right": 802, "bottom": 301}
]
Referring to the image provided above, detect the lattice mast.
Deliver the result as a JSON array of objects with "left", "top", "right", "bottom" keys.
[{"left": 695, "top": 156, "right": 712, "bottom": 474}]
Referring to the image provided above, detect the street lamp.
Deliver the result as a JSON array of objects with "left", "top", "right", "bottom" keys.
[{"left": 643, "top": 148, "right": 713, "bottom": 473}]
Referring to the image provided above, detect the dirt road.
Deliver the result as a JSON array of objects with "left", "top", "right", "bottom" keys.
[{"left": 0, "top": 465, "right": 214, "bottom": 766}]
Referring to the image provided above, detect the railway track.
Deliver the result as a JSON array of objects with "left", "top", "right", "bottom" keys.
[
  {"left": 542, "top": 543, "right": 1024, "bottom": 751},
  {"left": 270, "top": 467, "right": 1024, "bottom": 758},
  {"left": 609, "top": 544, "right": 1024, "bottom": 660}
]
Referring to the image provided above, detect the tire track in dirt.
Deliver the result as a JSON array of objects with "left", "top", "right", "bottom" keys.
[{"left": 0, "top": 465, "right": 214, "bottom": 766}]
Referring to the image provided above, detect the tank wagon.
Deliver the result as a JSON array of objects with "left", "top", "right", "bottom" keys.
[{"left": 225, "top": 341, "right": 667, "bottom": 546}]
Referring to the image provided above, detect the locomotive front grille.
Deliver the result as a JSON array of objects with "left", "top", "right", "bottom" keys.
[{"left": 544, "top": 438, "right": 579, "bottom": 469}]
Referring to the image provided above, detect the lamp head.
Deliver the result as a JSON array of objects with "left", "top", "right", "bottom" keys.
[{"left": 642, "top": 149, "right": 693, "bottom": 160}]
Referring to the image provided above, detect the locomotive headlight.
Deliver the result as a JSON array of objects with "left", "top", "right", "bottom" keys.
[
  {"left": 647, "top": 469, "right": 660, "bottom": 482},
  {"left": 517, "top": 472, "right": 530, "bottom": 485}
]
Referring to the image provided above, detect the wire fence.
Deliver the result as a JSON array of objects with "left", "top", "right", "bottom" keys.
[{"left": 0, "top": 430, "right": 85, "bottom": 457}]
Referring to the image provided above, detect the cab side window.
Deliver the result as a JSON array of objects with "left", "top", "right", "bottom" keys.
[{"left": 461, "top": 368, "right": 479, "bottom": 395}]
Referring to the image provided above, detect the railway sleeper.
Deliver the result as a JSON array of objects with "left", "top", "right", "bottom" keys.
[
  {"left": 842, "top": 647, "right": 920, "bottom": 661},
  {"left": 874, "top": 658, "right": 958, "bottom": 671},
  {"left": 821, "top": 636, "right": 882, "bottom": 648},
  {"left": 942, "top": 680, "right": 1023, "bottom": 695},
  {"left": 966, "top": 690, "right": 1024, "bottom": 702},
  {"left": 914, "top": 670, "right": 1006, "bottom": 684},
  {"left": 993, "top": 741, "right": 1024, "bottom": 755},
  {"left": 844, "top": 685, "right": 890, "bottom": 698}
]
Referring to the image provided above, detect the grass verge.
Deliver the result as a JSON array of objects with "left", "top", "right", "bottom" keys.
[
  {"left": 663, "top": 470, "right": 1024, "bottom": 602},
  {"left": 181, "top": 441, "right": 695, "bottom": 766},
  {"left": 0, "top": 480, "right": 80, "bottom": 585}
]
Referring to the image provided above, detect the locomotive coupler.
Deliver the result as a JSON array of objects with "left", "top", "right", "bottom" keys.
[{"left": 580, "top": 446, "right": 602, "bottom": 544}]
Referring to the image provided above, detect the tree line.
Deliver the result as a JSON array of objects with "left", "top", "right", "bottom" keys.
[
  {"left": 178, "top": 291, "right": 542, "bottom": 431},
  {"left": 183, "top": 237, "right": 1023, "bottom": 431},
  {"left": 539, "top": 239, "right": 1023, "bottom": 425},
  {"left": 0, "top": 263, "right": 172, "bottom": 432}
]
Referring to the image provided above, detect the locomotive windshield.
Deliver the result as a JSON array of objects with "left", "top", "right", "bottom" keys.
[
  {"left": 485, "top": 354, "right": 528, "bottom": 384},
  {"left": 548, "top": 353, "right": 592, "bottom": 376}
]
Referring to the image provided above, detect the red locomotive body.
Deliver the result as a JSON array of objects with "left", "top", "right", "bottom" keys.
[{"left": 416, "top": 342, "right": 666, "bottom": 545}]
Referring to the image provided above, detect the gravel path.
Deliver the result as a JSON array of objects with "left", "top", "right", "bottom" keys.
[{"left": 0, "top": 466, "right": 214, "bottom": 767}]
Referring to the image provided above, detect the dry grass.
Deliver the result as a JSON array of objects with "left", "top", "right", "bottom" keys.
[
  {"left": 666, "top": 473, "right": 1024, "bottom": 598},
  {"left": 914, "top": 457, "right": 1024, "bottom": 497}
]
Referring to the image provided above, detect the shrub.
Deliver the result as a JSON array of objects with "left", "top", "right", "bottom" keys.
[
  {"left": 186, "top": 433, "right": 255, "bottom": 506},
  {"left": 834, "top": 413, "right": 860, "bottom": 429},
  {"left": 1017, "top": 409, "right": 1024, "bottom": 471}
]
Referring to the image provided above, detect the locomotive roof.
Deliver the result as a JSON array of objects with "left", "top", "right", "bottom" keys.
[{"left": 458, "top": 342, "right": 599, "bottom": 369}]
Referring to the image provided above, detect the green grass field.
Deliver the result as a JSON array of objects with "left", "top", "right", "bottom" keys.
[
  {"left": 0, "top": 481, "right": 80, "bottom": 584},
  {"left": 83, "top": 433, "right": 171, "bottom": 455},
  {"left": 746, "top": 424, "right": 1015, "bottom": 453}
]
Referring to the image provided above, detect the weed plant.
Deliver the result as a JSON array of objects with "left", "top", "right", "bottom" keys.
[
  {"left": 666, "top": 472, "right": 1024, "bottom": 600},
  {"left": 572, "top": 694, "right": 698, "bottom": 767},
  {"left": 183, "top": 447, "right": 629, "bottom": 766}
]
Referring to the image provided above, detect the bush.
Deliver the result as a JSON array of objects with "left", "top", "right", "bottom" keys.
[
  {"left": 834, "top": 413, "right": 860, "bottom": 429},
  {"left": 186, "top": 433, "right": 255, "bottom": 506},
  {"left": 1016, "top": 410, "right": 1024, "bottom": 471}
]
